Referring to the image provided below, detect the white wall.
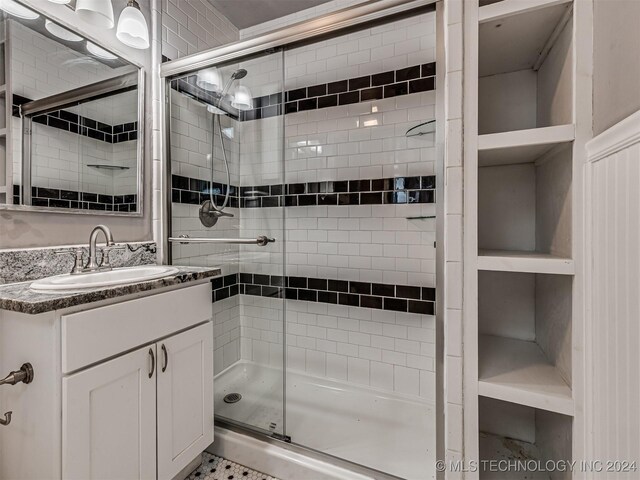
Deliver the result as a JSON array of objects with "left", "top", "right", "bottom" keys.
[
  {"left": 585, "top": 109, "right": 640, "bottom": 476},
  {"left": 593, "top": 0, "right": 640, "bottom": 136}
]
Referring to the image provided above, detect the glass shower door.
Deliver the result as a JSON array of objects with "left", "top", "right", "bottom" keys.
[{"left": 168, "top": 48, "right": 286, "bottom": 437}]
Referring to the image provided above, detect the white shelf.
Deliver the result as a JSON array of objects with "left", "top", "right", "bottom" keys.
[
  {"left": 0, "top": 128, "right": 6, "bottom": 137},
  {"left": 479, "top": 0, "right": 571, "bottom": 23},
  {"left": 479, "top": 0, "right": 573, "bottom": 77},
  {"left": 478, "top": 335, "right": 573, "bottom": 416},
  {"left": 479, "top": 432, "right": 552, "bottom": 480},
  {"left": 0, "top": 185, "right": 6, "bottom": 194},
  {"left": 478, "top": 124, "right": 574, "bottom": 166},
  {"left": 478, "top": 249, "right": 574, "bottom": 275}
]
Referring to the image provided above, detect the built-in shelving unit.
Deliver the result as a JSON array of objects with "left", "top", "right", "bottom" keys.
[
  {"left": 479, "top": 397, "right": 572, "bottom": 480},
  {"left": 465, "top": 0, "right": 587, "bottom": 475}
]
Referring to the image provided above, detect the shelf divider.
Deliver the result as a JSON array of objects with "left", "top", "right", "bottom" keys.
[
  {"left": 478, "top": 334, "right": 574, "bottom": 416},
  {"left": 478, "top": 249, "right": 574, "bottom": 275}
]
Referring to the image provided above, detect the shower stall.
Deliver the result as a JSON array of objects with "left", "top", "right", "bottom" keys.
[{"left": 162, "top": 1, "right": 441, "bottom": 478}]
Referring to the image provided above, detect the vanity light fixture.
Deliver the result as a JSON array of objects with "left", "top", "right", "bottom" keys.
[
  {"left": 116, "top": 0, "right": 149, "bottom": 50},
  {"left": 86, "top": 41, "right": 117, "bottom": 60},
  {"left": 45, "top": 19, "right": 82, "bottom": 42},
  {"left": 0, "top": 0, "right": 39, "bottom": 20},
  {"left": 231, "top": 85, "right": 253, "bottom": 111},
  {"left": 75, "top": 0, "right": 114, "bottom": 29}
]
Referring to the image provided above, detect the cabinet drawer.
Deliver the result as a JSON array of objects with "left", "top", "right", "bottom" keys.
[{"left": 62, "top": 283, "right": 212, "bottom": 373}]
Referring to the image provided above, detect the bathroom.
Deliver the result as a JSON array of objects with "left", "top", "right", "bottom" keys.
[{"left": 0, "top": 0, "right": 638, "bottom": 479}]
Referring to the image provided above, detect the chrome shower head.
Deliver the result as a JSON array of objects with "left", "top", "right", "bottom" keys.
[{"left": 232, "top": 68, "right": 248, "bottom": 80}]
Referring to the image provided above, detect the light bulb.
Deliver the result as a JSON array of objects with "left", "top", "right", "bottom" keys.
[
  {"left": 0, "top": 0, "right": 39, "bottom": 19},
  {"left": 45, "top": 20, "right": 82, "bottom": 42},
  {"left": 116, "top": 0, "right": 149, "bottom": 50},
  {"left": 76, "top": 0, "right": 114, "bottom": 29},
  {"left": 196, "top": 68, "right": 222, "bottom": 92},
  {"left": 231, "top": 85, "right": 253, "bottom": 111}
]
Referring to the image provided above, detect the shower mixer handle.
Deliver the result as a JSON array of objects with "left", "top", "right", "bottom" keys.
[{"left": 214, "top": 210, "right": 234, "bottom": 218}]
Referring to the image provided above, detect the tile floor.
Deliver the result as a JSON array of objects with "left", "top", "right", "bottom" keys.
[{"left": 185, "top": 452, "right": 279, "bottom": 480}]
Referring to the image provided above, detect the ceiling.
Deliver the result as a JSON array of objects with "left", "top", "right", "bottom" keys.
[{"left": 208, "top": 0, "right": 334, "bottom": 30}]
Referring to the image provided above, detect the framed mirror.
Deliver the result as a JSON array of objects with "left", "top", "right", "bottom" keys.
[{"left": 0, "top": 8, "right": 144, "bottom": 215}]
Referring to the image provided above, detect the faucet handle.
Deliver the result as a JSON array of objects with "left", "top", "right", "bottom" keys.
[
  {"left": 54, "top": 247, "right": 85, "bottom": 274},
  {"left": 101, "top": 245, "right": 125, "bottom": 270}
]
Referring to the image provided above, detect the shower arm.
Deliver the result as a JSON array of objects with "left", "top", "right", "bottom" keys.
[{"left": 168, "top": 235, "right": 275, "bottom": 247}]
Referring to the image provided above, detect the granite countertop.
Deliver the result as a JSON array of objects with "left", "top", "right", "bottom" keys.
[{"left": 0, "top": 266, "right": 221, "bottom": 315}]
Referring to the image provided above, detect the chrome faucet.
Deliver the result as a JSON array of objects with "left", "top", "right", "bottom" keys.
[{"left": 86, "top": 225, "right": 115, "bottom": 271}]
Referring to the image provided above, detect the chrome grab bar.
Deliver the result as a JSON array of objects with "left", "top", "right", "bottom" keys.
[{"left": 168, "top": 235, "right": 275, "bottom": 247}]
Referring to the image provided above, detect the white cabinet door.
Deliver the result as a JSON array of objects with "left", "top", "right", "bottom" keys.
[
  {"left": 63, "top": 345, "right": 157, "bottom": 480},
  {"left": 157, "top": 323, "right": 214, "bottom": 480}
]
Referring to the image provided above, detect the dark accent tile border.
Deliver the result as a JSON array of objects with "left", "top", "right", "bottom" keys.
[
  {"left": 172, "top": 174, "right": 436, "bottom": 207},
  {"left": 253, "top": 62, "right": 436, "bottom": 119},
  {"left": 13, "top": 184, "right": 137, "bottom": 211},
  {"left": 13, "top": 94, "right": 137, "bottom": 144},
  {"left": 171, "top": 62, "right": 436, "bottom": 122},
  {"left": 210, "top": 272, "right": 436, "bottom": 315}
]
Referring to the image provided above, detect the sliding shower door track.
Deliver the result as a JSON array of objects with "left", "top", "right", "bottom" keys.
[{"left": 214, "top": 418, "right": 405, "bottom": 480}]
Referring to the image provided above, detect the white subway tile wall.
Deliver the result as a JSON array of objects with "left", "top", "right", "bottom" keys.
[
  {"left": 10, "top": 20, "right": 138, "bottom": 197},
  {"left": 161, "top": 0, "right": 239, "bottom": 60},
  {"left": 168, "top": 8, "right": 436, "bottom": 401},
  {"left": 239, "top": 296, "right": 435, "bottom": 402},
  {"left": 281, "top": 12, "right": 436, "bottom": 91},
  {"left": 213, "top": 295, "right": 241, "bottom": 375}
]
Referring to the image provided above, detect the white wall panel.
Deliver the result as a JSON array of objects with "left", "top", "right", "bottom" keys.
[{"left": 586, "top": 111, "right": 640, "bottom": 475}]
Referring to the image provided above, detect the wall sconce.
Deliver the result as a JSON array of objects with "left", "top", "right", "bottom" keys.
[
  {"left": 116, "top": 0, "right": 149, "bottom": 50},
  {"left": 49, "top": 0, "right": 151, "bottom": 50},
  {"left": 75, "top": 0, "right": 114, "bottom": 29}
]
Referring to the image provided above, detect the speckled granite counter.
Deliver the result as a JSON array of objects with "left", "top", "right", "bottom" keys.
[{"left": 0, "top": 266, "right": 221, "bottom": 315}]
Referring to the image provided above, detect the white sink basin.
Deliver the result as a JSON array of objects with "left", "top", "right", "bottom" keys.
[{"left": 31, "top": 266, "right": 180, "bottom": 292}]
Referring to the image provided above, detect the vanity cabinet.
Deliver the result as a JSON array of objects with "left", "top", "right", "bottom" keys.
[
  {"left": 157, "top": 324, "right": 214, "bottom": 479},
  {"left": 0, "top": 281, "right": 215, "bottom": 480},
  {"left": 63, "top": 344, "right": 158, "bottom": 480}
]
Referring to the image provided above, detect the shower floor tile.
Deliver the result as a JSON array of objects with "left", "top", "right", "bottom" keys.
[{"left": 185, "top": 452, "right": 279, "bottom": 480}]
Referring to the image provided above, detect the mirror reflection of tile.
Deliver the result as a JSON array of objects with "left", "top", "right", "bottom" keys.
[{"left": 0, "top": 17, "right": 141, "bottom": 213}]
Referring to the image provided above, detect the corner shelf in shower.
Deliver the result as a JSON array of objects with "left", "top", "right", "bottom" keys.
[
  {"left": 478, "top": 124, "right": 574, "bottom": 166},
  {"left": 0, "top": 128, "right": 6, "bottom": 137},
  {"left": 477, "top": 249, "right": 574, "bottom": 275},
  {"left": 478, "top": 334, "right": 573, "bottom": 416}
]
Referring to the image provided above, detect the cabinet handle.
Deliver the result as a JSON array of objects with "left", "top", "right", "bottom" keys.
[
  {"left": 148, "top": 348, "right": 155, "bottom": 378},
  {"left": 161, "top": 344, "right": 168, "bottom": 373}
]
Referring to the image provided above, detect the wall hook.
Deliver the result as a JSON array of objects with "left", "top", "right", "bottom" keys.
[{"left": 0, "top": 411, "right": 12, "bottom": 426}]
